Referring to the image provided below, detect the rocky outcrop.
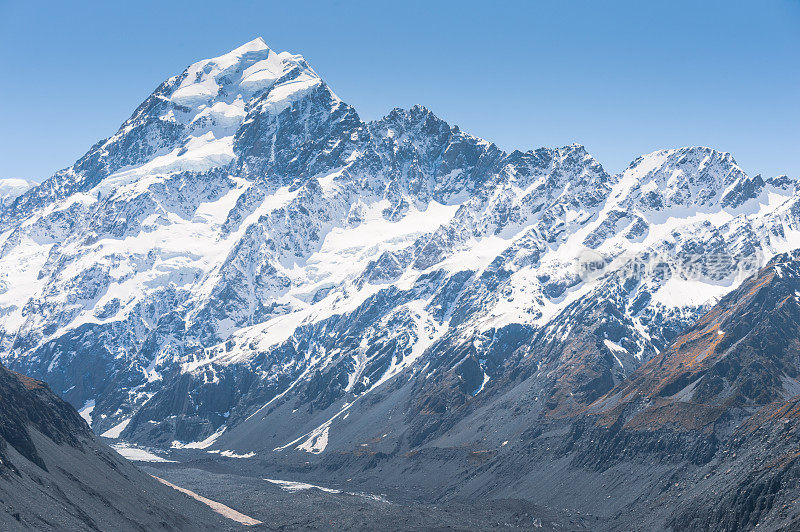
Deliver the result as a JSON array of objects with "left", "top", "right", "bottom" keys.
[{"left": 0, "top": 363, "right": 231, "bottom": 530}]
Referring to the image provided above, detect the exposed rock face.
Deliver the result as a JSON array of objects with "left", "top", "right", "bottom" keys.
[
  {"left": 0, "top": 363, "right": 231, "bottom": 530},
  {"left": 0, "top": 364, "right": 88, "bottom": 472},
  {"left": 592, "top": 251, "right": 800, "bottom": 432},
  {"left": 566, "top": 252, "right": 800, "bottom": 530}
]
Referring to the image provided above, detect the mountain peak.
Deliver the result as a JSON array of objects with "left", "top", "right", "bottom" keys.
[
  {"left": 626, "top": 146, "right": 739, "bottom": 173},
  {"left": 182, "top": 37, "right": 276, "bottom": 79},
  {"left": 170, "top": 38, "right": 318, "bottom": 108},
  {"left": 0, "top": 38, "right": 333, "bottom": 222},
  {"left": 233, "top": 36, "right": 270, "bottom": 53},
  {"left": 0, "top": 178, "right": 35, "bottom": 209},
  {"left": 616, "top": 145, "right": 749, "bottom": 211}
]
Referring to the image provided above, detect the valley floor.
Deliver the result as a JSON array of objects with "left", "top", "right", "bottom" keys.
[{"left": 140, "top": 461, "right": 592, "bottom": 531}]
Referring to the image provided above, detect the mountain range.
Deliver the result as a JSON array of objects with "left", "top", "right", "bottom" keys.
[{"left": 2, "top": 38, "right": 799, "bottom": 530}]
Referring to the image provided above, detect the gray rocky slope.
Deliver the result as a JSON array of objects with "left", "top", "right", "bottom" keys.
[{"left": 0, "top": 362, "right": 234, "bottom": 530}]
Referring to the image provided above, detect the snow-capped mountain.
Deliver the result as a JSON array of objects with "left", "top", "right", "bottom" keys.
[
  {"left": 0, "top": 178, "right": 35, "bottom": 209},
  {"left": 1, "top": 38, "right": 799, "bottom": 456}
]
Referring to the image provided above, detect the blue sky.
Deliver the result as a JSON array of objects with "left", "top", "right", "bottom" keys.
[{"left": 1, "top": 0, "right": 798, "bottom": 181}]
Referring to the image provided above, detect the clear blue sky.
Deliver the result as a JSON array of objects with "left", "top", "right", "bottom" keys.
[{"left": 1, "top": 0, "right": 798, "bottom": 181}]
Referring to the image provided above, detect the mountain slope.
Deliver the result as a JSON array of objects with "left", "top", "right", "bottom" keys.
[
  {"left": 286, "top": 251, "right": 800, "bottom": 530},
  {"left": 0, "top": 362, "right": 233, "bottom": 530},
  {"left": 573, "top": 251, "right": 800, "bottom": 530},
  {"left": 0, "top": 37, "right": 799, "bottom": 464},
  {"left": 519, "top": 251, "right": 800, "bottom": 530},
  {"left": 591, "top": 250, "right": 800, "bottom": 432}
]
